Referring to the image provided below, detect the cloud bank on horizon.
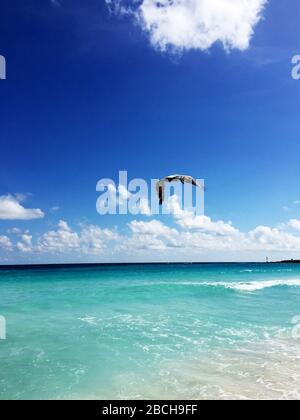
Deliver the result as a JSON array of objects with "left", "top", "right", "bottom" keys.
[
  {"left": 106, "top": 0, "right": 267, "bottom": 52},
  {"left": 2, "top": 193, "right": 300, "bottom": 262}
]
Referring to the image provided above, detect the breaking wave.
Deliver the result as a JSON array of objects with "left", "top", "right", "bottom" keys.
[
  {"left": 131, "top": 278, "right": 300, "bottom": 292},
  {"left": 182, "top": 278, "right": 300, "bottom": 292}
]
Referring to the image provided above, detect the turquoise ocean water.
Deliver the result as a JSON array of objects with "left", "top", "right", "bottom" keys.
[{"left": 0, "top": 263, "right": 300, "bottom": 400}]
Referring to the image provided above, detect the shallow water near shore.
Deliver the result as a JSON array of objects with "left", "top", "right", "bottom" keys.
[{"left": 0, "top": 263, "right": 300, "bottom": 400}]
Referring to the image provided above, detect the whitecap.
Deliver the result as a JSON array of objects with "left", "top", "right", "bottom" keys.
[
  {"left": 121, "top": 278, "right": 300, "bottom": 292},
  {"left": 212, "top": 278, "right": 300, "bottom": 292}
]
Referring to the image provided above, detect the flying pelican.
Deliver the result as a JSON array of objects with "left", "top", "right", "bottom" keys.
[{"left": 156, "top": 174, "right": 203, "bottom": 205}]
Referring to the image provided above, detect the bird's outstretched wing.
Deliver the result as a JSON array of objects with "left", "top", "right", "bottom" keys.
[{"left": 156, "top": 174, "right": 203, "bottom": 204}]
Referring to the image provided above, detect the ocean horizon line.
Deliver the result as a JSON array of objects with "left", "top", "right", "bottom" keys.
[{"left": 0, "top": 260, "right": 295, "bottom": 270}]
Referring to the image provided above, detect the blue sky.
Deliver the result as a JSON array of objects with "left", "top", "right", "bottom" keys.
[{"left": 1, "top": 0, "right": 300, "bottom": 263}]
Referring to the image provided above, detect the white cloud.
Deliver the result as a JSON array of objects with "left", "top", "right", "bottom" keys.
[
  {"left": 127, "top": 217, "right": 243, "bottom": 252},
  {"left": 7, "top": 227, "right": 22, "bottom": 235},
  {"left": 4, "top": 205, "right": 300, "bottom": 261},
  {"left": 0, "top": 235, "right": 13, "bottom": 251},
  {"left": 166, "top": 195, "right": 238, "bottom": 235},
  {"left": 17, "top": 234, "right": 33, "bottom": 253},
  {"left": 125, "top": 217, "right": 300, "bottom": 255},
  {"left": 80, "top": 224, "right": 119, "bottom": 254},
  {"left": 127, "top": 219, "right": 180, "bottom": 250},
  {"left": 38, "top": 220, "right": 80, "bottom": 253},
  {"left": 21, "top": 234, "right": 32, "bottom": 246},
  {"left": 248, "top": 225, "right": 300, "bottom": 251},
  {"left": 124, "top": 199, "right": 300, "bottom": 255},
  {"left": 36, "top": 220, "right": 119, "bottom": 255},
  {"left": 129, "top": 219, "right": 176, "bottom": 236},
  {"left": 0, "top": 195, "right": 44, "bottom": 220},
  {"left": 50, "top": 206, "right": 60, "bottom": 213},
  {"left": 176, "top": 214, "right": 238, "bottom": 235},
  {"left": 108, "top": 0, "right": 267, "bottom": 52},
  {"left": 287, "top": 219, "right": 300, "bottom": 231},
  {"left": 124, "top": 233, "right": 169, "bottom": 250},
  {"left": 58, "top": 220, "right": 71, "bottom": 231}
]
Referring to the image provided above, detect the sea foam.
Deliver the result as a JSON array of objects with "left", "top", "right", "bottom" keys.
[
  {"left": 165, "top": 278, "right": 300, "bottom": 292},
  {"left": 207, "top": 278, "right": 300, "bottom": 292}
]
